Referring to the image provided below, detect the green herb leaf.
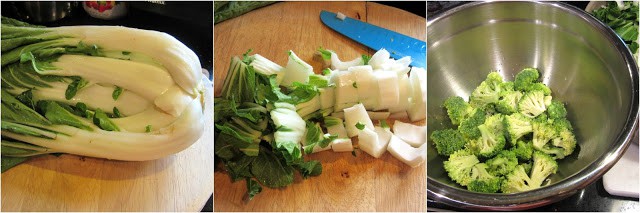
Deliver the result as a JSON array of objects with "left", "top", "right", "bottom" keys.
[
  {"left": 112, "top": 86, "right": 123, "bottom": 100},
  {"left": 145, "top": 125, "right": 152, "bottom": 133},
  {"left": 113, "top": 107, "right": 122, "bottom": 118},
  {"left": 93, "top": 108, "right": 120, "bottom": 131},
  {"left": 65, "top": 77, "right": 89, "bottom": 100},
  {"left": 246, "top": 178, "right": 262, "bottom": 200},
  {"left": 355, "top": 122, "right": 365, "bottom": 130},
  {"left": 362, "top": 54, "right": 372, "bottom": 65},
  {"left": 317, "top": 47, "right": 332, "bottom": 60}
]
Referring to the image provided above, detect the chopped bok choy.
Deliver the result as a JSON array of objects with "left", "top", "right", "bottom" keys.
[
  {"left": 0, "top": 17, "right": 206, "bottom": 172},
  {"left": 215, "top": 47, "right": 426, "bottom": 200}
]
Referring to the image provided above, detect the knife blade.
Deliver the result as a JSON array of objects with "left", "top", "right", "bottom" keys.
[{"left": 320, "top": 10, "right": 426, "bottom": 68}]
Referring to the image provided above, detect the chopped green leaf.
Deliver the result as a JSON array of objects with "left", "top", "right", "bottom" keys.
[
  {"left": 112, "top": 86, "right": 123, "bottom": 100},
  {"left": 355, "top": 122, "right": 365, "bottom": 130},
  {"left": 65, "top": 77, "right": 89, "bottom": 100},
  {"left": 246, "top": 178, "right": 262, "bottom": 200},
  {"left": 113, "top": 107, "right": 122, "bottom": 118},
  {"left": 317, "top": 47, "right": 332, "bottom": 60},
  {"left": 145, "top": 125, "right": 152, "bottom": 133},
  {"left": 93, "top": 108, "right": 120, "bottom": 131}
]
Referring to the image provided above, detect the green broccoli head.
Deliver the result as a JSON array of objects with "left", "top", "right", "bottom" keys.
[
  {"left": 469, "top": 72, "right": 504, "bottom": 108},
  {"left": 501, "top": 165, "right": 535, "bottom": 193},
  {"left": 510, "top": 140, "right": 534, "bottom": 161},
  {"left": 514, "top": 68, "right": 540, "bottom": 91},
  {"left": 486, "top": 150, "right": 519, "bottom": 176},
  {"left": 518, "top": 90, "right": 551, "bottom": 118},
  {"left": 550, "top": 117, "right": 574, "bottom": 132},
  {"left": 527, "top": 83, "right": 552, "bottom": 95},
  {"left": 458, "top": 109, "right": 486, "bottom": 140},
  {"left": 444, "top": 149, "right": 480, "bottom": 186},
  {"left": 521, "top": 161, "right": 533, "bottom": 174},
  {"left": 496, "top": 90, "right": 523, "bottom": 115},
  {"left": 430, "top": 129, "right": 467, "bottom": 156},
  {"left": 467, "top": 163, "right": 503, "bottom": 193},
  {"left": 443, "top": 96, "right": 474, "bottom": 125},
  {"left": 532, "top": 121, "right": 575, "bottom": 159},
  {"left": 547, "top": 100, "right": 567, "bottom": 119},
  {"left": 467, "top": 123, "right": 506, "bottom": 158},
  {"left": 505, "top": 113, "right": 533, "bottom": 144},
  {"left": 468, "top": 178, "right": 503, "bottom": 193},
  {"left": 552, "top": 128, "right": 577, "bottom": 158},
  {"left": 529, "top": 151, "right": 558, "bottom": 187}
]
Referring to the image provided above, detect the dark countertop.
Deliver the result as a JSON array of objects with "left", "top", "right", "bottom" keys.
[
  {"left": 2, "top": 2, "right": 214, "bottom": 212},
  {"left": 426, "top": 1, "right": 639, "bottom": 212}
]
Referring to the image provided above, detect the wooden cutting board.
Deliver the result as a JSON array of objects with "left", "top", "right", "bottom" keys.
[
  {"left": 1, "top": 77, "right": 214, "bottom": 212},
  {"left": 214, "top": 2, "right": 426, "bottom": 212}
]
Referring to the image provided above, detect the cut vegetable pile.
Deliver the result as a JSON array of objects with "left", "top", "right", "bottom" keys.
[
  {"left": 215, "top": 48, "right": 427, "bottom": 199},
  {"left": 590, "top": 1, "right": 638, "bottom": 59},
  {"left": 0, "top": 17, "right": 206, "bottom": 172},
  {"left": 430, "top": 68, "right": 577, "bottom": 193}
]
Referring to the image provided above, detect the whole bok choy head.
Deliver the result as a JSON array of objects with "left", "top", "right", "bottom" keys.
[{"left": 0, "top": 17, "right": 206, "bottom": 172}]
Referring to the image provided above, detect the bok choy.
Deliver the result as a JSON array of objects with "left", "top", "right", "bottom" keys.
[{"left": 1, "top": 17, "right": 206, "bottom": 172}]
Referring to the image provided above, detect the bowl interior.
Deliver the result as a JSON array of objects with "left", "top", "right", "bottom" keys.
[{"left": 427, "top": 1, "right": 638, "bottom": 208}]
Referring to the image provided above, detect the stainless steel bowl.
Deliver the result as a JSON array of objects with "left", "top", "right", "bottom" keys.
[{"left": 427, "top": 1, "right": 639, "bottom": 210}]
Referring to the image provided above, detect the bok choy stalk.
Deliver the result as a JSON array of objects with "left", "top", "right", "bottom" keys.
[
  {"left": 215, "top": 50, "right": 325, "bottom": 200},
  {"left": 0, "top": 17, "right": 206, "bottom": 172}
]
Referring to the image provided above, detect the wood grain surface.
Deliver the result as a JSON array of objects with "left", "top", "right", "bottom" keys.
[
  {"left": 213, "top": 2, "right": 426, "bottom": 212},
  {"left": 1, "top": 77, "right": 214, "bottom": 212}
]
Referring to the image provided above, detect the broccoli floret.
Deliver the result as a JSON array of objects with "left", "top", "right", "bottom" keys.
[
  {"left": 430, "top": 129, "right": 467, "bottom": 156},
  {"left": 501, "top": 165, "right": 535, "bottom": 193},
  {"left": 521, "top": 161, "right": 533, "bottom": 174},
  {"left": 467, "top": 163, "right": 502, "bottom": 193},
  {"left": 550, "top": 117, "right": 573, "bottom": 131},
  {"left": 486, "top": 150, "right": 518, "bottom": 176},
  {"left": 552, "top": 128, "right": 577, "bottom": 158},
  {"left": 469, "top": 72, "right": 504, "bottom": 108},
  {"left": 467, "top": 117, "right": 506, "bottom": 158},
  {"left": 547, "top": 100, "right": 567, "bottom": 119},
  {"left": 532, "top": 121, "right": 574, "bottom": 159},
  {"left": 529, "top": 151, "right": 558, "bottom": 187},
  {"left": 527, "top": 83, "right": 552, "bottom": 95},
  {"left": 458, "top": 109, "right": 486, "bottom": 140},
  {"left": 510, "top": 140, "right": 534, "bottom": 161},
  {"left": 514, "top": 68, "right": 540, "bottom": 92},
  {"left": 496, "top": 90, "right": 523, "bottom": 115},
  {"left": 518, "top": 90, "right": 551, "bottom": 118},
  {"left": 504, "top": 113, "right": 533, "bottom": 144},
  {"left": 444, "top": 149, "right": 480, "bottom": 186},
  {"left": 443, "top": 96, "right": 474, "bottom": 125}
]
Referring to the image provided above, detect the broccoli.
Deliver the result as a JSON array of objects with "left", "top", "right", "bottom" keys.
[
  {"left": 467, "top": 163, "right": 502, "bottom": 193},
  {"left": 458, "top": 109, "right": 486, "bottom": 140},
  {"left": 466, "top": 116, "right": 506, "bottom": 158},
  {"left": 552, "top": 128, "right": 577, "bottom": 158},
  {"left": 504, "top": 113, "right": 533, "bottom": 144},
  {"left": 510, "top": 140, "right": 534, "bottom": 161},
  {"left": 501, "top": 165, "right": 536, "bottom": 193},
  {"left": 518, "top": 90, "right": 551, "bottom": 118},
  {"left": 501, "top": 152, "right": 557, "bottom": 193},
  {"left": 430, "top": 129, "right": 467, "bottom": 156},
  {"left": 486, "top": 150, "right": 519, "bottom": 176},
  {"left": 469, "top": 72, "right": 504, "bottom": 108},
  {"left": 532, "top": 121, "right": 575, "bottom": 159},
  {"left": 443, "top": 96, "right": 474, "bottom": 125},
  {"left": 547, "top": 100, "right": 567, "bottom": 119},
  {"left": 529, "top": 151, "right": 558, "bottom": 187},
  {"left": 444, "top": 149, "right": 480, "bottom": 186},
  {"left": 527, "top": 83, "right": 552, "bottom": 95},
  {"left": 436, "top": 67, "right": 578, "bottom": 194},
  {"left": 514, "top": 68, "right": 540, "bottom": 92},
  {"left": 496, "top": 90, "right": 523, "bottom": 115}
]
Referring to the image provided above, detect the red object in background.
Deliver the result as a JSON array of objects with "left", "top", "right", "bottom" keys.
[{"left": 85, "top": 1, "right": 115, "bottom": 13}]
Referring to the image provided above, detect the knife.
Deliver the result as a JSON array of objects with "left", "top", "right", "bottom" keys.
[{"left": 320, "top": 10, "right": 426, "bottom": 68}]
